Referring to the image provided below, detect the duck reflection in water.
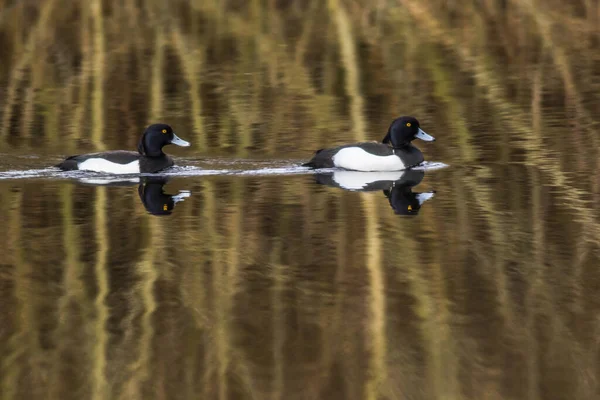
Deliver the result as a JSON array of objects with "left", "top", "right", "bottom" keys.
[
  {"left": 76, "top": 176, "right": 191, "bottom": 216},
  {"left": 314, "top": 169, "right": 435, "bottom": 215},
  {"left": 137, "top": 177, "right": 190, "bottom": 215}
]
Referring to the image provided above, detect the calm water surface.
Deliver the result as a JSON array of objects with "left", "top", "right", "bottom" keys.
[
  {"left": 2, "top": 160, "right": 600, "bottom": 400},
  {"left": 1, "top": 1, "right": 600, "bottom": 399}
]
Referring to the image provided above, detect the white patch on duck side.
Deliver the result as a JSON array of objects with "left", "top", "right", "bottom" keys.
[
  {"left": 78, "top": 177, "right": 140, "bottom": 185},
  {"left": 332, "top": 147, "right": 405, "bottom": 171},
  {"left": 332, "top": 170, "right": 405, "bottom": 190},
  {"left": 77, "top": 158, "right": 140, "bottom": 174}
]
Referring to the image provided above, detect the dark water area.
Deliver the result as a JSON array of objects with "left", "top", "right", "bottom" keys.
[{"left": 1, "top": 0, "right": 600, "bottom": 399}]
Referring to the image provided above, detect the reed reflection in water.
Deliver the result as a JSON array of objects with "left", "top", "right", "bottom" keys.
[
  {"left": 1, "top": 0, "right": 600, "bottom": 399},
  {"left": 1, "top": 165, "right": 600, "bottom": 399}
]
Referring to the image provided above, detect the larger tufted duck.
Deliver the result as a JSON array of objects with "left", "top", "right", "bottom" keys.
[{"left": 303, "top": 116, "right": 435, "bottom": 171}]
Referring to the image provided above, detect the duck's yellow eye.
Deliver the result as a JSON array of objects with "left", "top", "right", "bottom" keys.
[
  {"left": 406, "top": 123, "right": 411, "bottom": 127},
  {"left": 408, "top": 205, "right": 412, "bottom": 211},
  {"left": 163, "top": 204, "right": 168, "bottom": 211},
  {"left": 162, "top": 129, "right": 167, "bottom": 134}
]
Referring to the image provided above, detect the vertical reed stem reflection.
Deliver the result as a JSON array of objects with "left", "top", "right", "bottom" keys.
[
  {"left": 131, "top": 214, "right": 158, "bottom": 396},
  {"left": 92, "top": 186, "right": 109, "bottom": 399},
  {"left": 336, "top": 18, "right": 388, "bottom": 390},
  {"left": 329, "top": 8, "right": 389, "bottom": 388},
  {"left": 200, "top": 180, "right": 228, "bottom": 399},
  {"left": 328, "top": 0, "right": 365, "bottom": 142},
  {"left": 528, "top": 165, "right": 543, "bottom": 400},
  {"left": 361, "top": 194, "right": 386, "bottom": 400},
  {"left": 0, "top": 0, "right": 56, "bottom": 140},
  {"left": 2, "top": 188, "right": 24, "bottom": 400},
  {"left": 90, "top": 0, "right": 106, "bottom": 150},
  {"left": 425, "top": 45, "right": 475, "bottom": 163},
  {"left": 212, "top": 188, "right": 230, "bottom": 400},
  {"left": 72, "top": 0, "right": 91, "bottom": 142},
  {"left": 399, "top": 218, "right": 459, "bottom": 399},
  {"left": 52, "top": 183, "right": 86, "bottom": 398},
  {"left": 527, "top": 69, "right": 546, "bottom": 398},
  {"left": 171, "top": 28, "right": 206, "bottom": 151},
  {"left": 270, "top": 240, "right": 284, "bottom": 400},
  {"left": 150, "top": 23, "right": 165, "bottom": 120}
]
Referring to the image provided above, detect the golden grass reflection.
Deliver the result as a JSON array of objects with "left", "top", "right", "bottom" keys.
[
  {"left": 0, "top": 165, "right": 599, "bottom": 399},
  {"left": 0, "top": 0, "right": 599, "bottom": 399}
]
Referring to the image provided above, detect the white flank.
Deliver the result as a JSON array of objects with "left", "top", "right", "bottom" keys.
[
  {"left": 78, "top": 177, "right": 140, "bottom": 185},
  {"left": 78, "top": 158, "right": 140, "bottom": 174},
  {"left": 416, "top": 192, "right": 435, "bottom": 205},
  {"left": 332, "top": 170, "right": 405, "bottom": 190},
  {"left": 332, "top": 147, "right": 405, "bottom": 171}
]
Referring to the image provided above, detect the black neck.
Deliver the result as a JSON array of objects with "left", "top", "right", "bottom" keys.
[
  {"left": 144, "top": 150, "right": 165, "bottom": 158},
  {"left": 392, "top": 142, "right": 414, "bottom": 150}
]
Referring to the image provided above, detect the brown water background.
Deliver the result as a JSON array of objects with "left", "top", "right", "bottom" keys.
[{"left": 1, "top": 0, "right": 600, "bottom": 399}]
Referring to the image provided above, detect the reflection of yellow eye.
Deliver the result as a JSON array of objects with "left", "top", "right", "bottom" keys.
[
  {"left": 406, "top": 123, "right": 411, "bottom": 127},
  {"left": 162, "top": 129, "right": 167, "bottom": 134},
  {"left": 408, "top": 205, "right": 412, "bottom": 211},
  {"left": 163, "top": 204, "right": 168, "bottom": 210}
]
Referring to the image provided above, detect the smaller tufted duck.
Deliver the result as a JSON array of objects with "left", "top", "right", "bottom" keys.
[
  {"left": 303, "top": 116, "right": 434, "bottom": 171},
  {"left": 56, "top": 124, "right": 190, "bottom": 174}
]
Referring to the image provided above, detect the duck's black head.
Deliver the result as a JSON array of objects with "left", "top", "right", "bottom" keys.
[
  {"left": 137, "top": 123, "right": 190, "bottom": 157},
  {"left": 382, "top": 116, "right": 435, "bottom": 148}
]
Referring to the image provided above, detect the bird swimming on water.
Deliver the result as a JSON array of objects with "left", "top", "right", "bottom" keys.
[
  {"left": 56, "top": 123, "right": 190, "bottom": 174},
  {"left": 302, "top": 116, "right": 435, "bottom": 171}
]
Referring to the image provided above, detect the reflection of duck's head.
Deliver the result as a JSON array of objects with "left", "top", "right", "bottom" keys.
[
  {"left": 383, "top": 184, "right": 434, "bottom": 216},
  {"left": 314, "top": 168, "right": 434, "bottom": 215},
  {"left": 137, "top": 177, "right": 190, "bottom": 216},
  {"left": 75, "top": 176, "right": 191, "bottom": 215}
]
